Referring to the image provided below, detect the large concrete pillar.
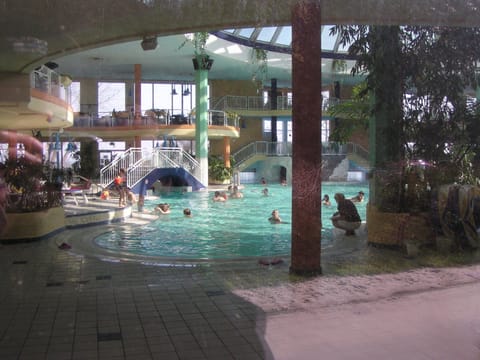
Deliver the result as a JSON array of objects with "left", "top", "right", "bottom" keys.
[
  {"left": 223, "top": 137, "right": 231, "bottom": 168},
  {"left": 134, "top": 64, "right": 142, "bottom": 124},
  {"left": 290, "top": 1, "right": 322, "bottom": 275},
  {"left": 134, "top": 135, "right": 141, "bottom": 148},
  {"left": 194, "top": 55, "right": 213, "bottom": 187}
]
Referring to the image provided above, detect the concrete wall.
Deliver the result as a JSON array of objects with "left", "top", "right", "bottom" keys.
[{"left": 0, "top": 207, "right": 65, "bottom": 242}]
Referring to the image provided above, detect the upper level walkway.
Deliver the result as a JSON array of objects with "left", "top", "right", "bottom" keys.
[
  {"left": 211, "top": 95, "right": 339, "bottom": 117},
  {"left": 67, "top": 109, "right": 240, "bottom": 141}
]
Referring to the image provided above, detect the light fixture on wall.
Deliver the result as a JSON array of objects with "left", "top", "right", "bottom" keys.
[
  {"left": 183, "top": 87, "right": 191, "bottom": 96},
  {"left": 171, "top": 86, "right": 178, "bottom": 95}
]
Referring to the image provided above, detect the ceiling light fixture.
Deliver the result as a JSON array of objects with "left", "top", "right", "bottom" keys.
[{"left": 141, "top": 35, "right": 157, "bottom": 51}]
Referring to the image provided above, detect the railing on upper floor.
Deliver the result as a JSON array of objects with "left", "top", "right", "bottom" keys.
[
  {"left": 31, "top": 65, "right": 71, "bottom": 103},
  {"left": 99, "top": 147, "right": 200, "bottom": 189},
  {"left": 72, "top": 109, "right": 237, "bottom": 128},
  {"left": 232, "top": 141, "right": 368, "bottom": 169},
  {"left": 211, "top": 95, "right": 340, "bottom": 113}
]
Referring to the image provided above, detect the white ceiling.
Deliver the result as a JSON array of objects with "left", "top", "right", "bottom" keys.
[{"left": 52, "top": 32, "right": 359, "bottom": 88}]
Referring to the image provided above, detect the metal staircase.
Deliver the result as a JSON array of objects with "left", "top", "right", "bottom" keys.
[
  {"left": 232, "top": 141, "right": 370, "bottom": 172},
  {"left": 232, "top": 141, "right": 292, "bottom": 170},
  {"left": 100, "top": 147, "right": 201, "bottom": 189}
]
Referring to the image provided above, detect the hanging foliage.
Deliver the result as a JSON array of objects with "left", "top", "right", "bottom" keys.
[{"left": 250, "top": 47, "right": 268, "bottom": 88}]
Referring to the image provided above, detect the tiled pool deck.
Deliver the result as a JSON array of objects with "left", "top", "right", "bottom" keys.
[{"left": 1, "top": 197, "right": 480, "bottom": 359}]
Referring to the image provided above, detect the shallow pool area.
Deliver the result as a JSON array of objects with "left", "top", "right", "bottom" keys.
[{"left": 94, "top": 183, "right": 369, "bottom": 260}]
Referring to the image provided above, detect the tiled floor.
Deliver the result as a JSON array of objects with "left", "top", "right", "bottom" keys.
[
  {"left": 3, "top": 200, "right": 480, "bottom": 359},
  {"left": 0, "top": 233, "right": 278, "bottom": 360},
  {"left": 1, "top": 195, "right": 295, "bottom": 359}
]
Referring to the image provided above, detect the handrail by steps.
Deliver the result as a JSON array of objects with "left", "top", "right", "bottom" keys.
[
  {"left": 100, "top": 147, "right": 200, "bottom": 188},
  {"left": 232, "top": 141, "right": 370, "bottom": 169}
]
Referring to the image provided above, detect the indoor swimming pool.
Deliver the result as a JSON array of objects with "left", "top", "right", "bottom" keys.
[{"left": 94, "top": 183, "right": 369, "bottom": 260}]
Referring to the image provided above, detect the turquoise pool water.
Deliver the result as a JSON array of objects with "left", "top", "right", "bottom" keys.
[{"left": 95, "top": 183, "right": 369, "bottom": 260}]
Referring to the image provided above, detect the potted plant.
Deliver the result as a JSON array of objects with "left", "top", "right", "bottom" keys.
[
  {"left": 208, "top": 155, "right": 233, "bottom": 185},
  {"left": 1, "top": 158, "right": 65, "bottom": 241},
  {"left": 179, "top": 32, "right": 214, "bottom": 71}
]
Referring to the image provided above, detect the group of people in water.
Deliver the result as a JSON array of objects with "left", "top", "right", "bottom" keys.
[
  {"left": 153, "top": 202, "right": 192, "bottom": 217},
  {"left": 212, "top": 185, "right": 244, "bottom": 202},
  {"left": 149, "top": 176, "right": 365, "bottom": 236}
]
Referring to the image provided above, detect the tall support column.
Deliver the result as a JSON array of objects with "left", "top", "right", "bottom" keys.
[
  {"left": 223, "top": 137, "right": 231, "bottom": 168},
  {"left": 134, "top": 64, "right": 142, "bottom": 124},
  {"left": 134, "top": 136, "right": 141, "bottom": 148},
  {"left": 270, "top": 78, "right": 278, "bottom": 142},
  {"left": 290, "top": 1, "right": 322, "bottom": 275},
  {"left": 194, "top": 55, "right": 213, "bottom": 187}
]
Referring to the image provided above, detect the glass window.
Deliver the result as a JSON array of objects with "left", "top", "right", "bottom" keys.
[
  {"left": 70, "top": 81, "right": 80, "bottom": 112},
  {"left": 153, "top": 84, "right": 172, "bottom": 110},
  {"left": 321, "top": 120, "right": 330, "bottom": 142},
  {"left": 141, "top": 82, "right": 197, "bottom": 116},
  {"left": 98, "top": 82, "right": 125, "bottom": 114},
  {"left": 287, "top": 120, "right": 293, "bottom": 143},
  {"left": 141, "top": 83, "right": 153, "bottom": 111},
  {"left": 263, "top": 119, "right": 284, "bottom": 141}
]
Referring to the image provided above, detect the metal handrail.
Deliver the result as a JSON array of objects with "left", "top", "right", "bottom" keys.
[
  {"left": 232, "top": 141, "right": 370, "bottom": 168},
  {"left": 211, "top": 95, "right": 338, "bottom": 112},
  {"left": 99, "top": 147, "right": 201, "bottom": 188},
  {"left": 100, "top": 148, "right": 144, "bottom": 187},
  {"left": 73, "top": 109, "right": 237, "bottom": 128},
  {"left": 232, "top": 141, "right": 293, "bottom": 167}
]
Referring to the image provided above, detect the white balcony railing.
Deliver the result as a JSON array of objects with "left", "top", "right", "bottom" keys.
[{"left": 31, "top": 65, "right": 71, "bottom": 103}]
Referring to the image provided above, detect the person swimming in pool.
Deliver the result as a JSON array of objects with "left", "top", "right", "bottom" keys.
[
  {"left": 268, "top": 209, "right": 282, "bottom": 224},
  {"left": 322, "top": 194, "right": 331, "bottom": 206},
  {"left": 213, "top": 191, "right": 227, "bottom": 202},
  {"left": 154, "top": 203, "right": 171, "bottom": 214},
  {"left": 183, "top": 208, "right": 192, "bottom": 217},
  {"left": 230, "top": 185, "right": 244, "bottom": 199},
  {"left": 350, "top": 191, "right": 365, "bottom": 203}
]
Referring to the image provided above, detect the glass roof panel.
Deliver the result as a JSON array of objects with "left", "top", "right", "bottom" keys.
[
  {"left": 257, "top": 27, "right": 277, "bottom": 42},
  {"left": 276, "top": 27, "right": 291, "bottom": 46},
  {"left": 213, "top": 25, "right": 355, "bottom": 59},
  {"left": 238, "top": 28, "right": 255, "bottom": 38}
]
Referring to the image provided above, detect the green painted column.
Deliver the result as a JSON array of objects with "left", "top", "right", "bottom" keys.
[
  {"left": 368, "top": 26, "right": 403, "bottom": 210},
  {"left": 193, "top": 55, "right": 213, "bottom": 186}
]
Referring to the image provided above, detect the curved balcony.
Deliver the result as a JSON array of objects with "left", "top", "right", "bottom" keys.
[
  {"left": 0, "top": 65, "right": 74, "bottom": 130},
  {"left": 66, "top": 109, "right": 240, "bottom": 140}
]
